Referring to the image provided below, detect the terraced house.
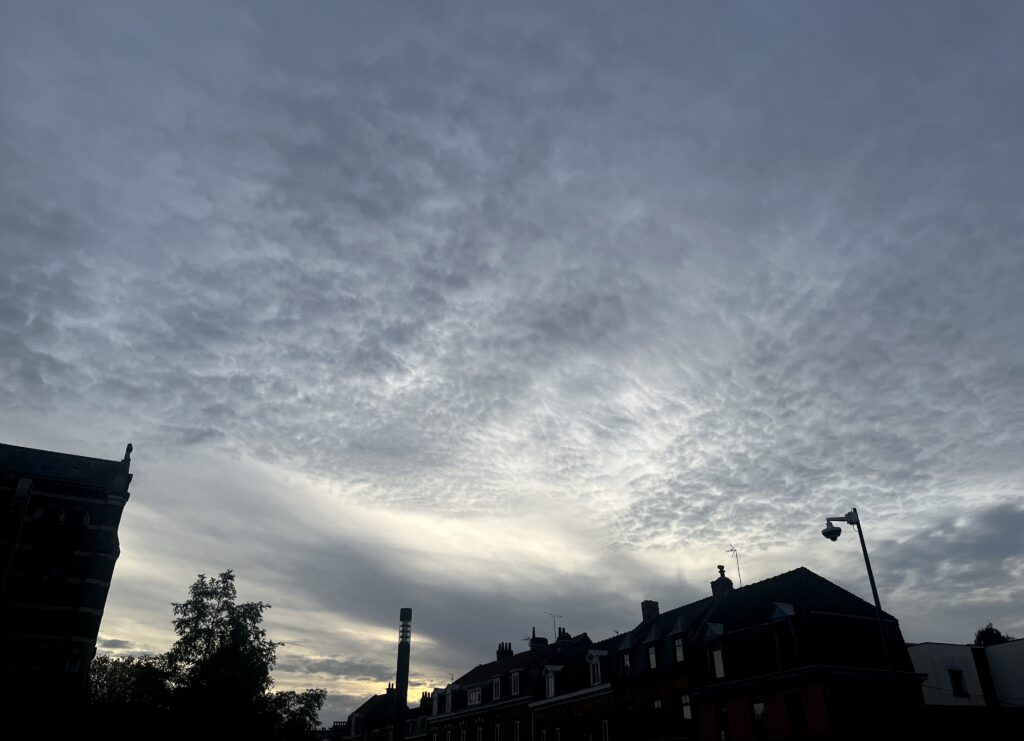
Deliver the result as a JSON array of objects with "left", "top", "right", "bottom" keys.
[
  {"left": 345, "top": 565, "right": 925, "bottom": 740},
  {"left": 424, "top": 566, "right": 925, "bottom": 740}
]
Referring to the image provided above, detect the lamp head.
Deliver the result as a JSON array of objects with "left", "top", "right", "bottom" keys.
[{"left": 821, "top": 521, "right": 842, "bottom": 541}]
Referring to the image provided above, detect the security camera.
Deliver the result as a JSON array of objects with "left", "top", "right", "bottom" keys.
[{"left": 821, "top": 523, "right": 842, "bottom": 541}]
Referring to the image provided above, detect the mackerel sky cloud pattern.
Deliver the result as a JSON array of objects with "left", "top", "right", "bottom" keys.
[{"left": 2, "top": 0, "right": 1023, "bottom": 722}]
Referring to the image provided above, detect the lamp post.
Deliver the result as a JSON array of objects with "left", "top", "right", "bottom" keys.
[{"left": 820, "top": 508, "right": 894, "bottom": 680}]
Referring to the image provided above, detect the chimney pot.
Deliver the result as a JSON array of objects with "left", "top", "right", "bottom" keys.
[
  {"left": 711, "top": 565, "right": 734, "bottom": 599},
  {"left": 641, "top": 600, "right": 660, "bottom": 621},
  {"left": 529, "top": 628, "right": 549, "bottom": 650}
]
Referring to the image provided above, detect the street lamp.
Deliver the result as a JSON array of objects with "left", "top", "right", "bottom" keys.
[{"left": 820, "top": 508, "right": 894, "bottom": 679}]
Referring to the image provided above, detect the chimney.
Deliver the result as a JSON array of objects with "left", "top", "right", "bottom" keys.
[
  {"left": 556, "top": 627, "right": 571, "bottom": 642},
  {"left": 711, "top": 565, "right": 734, "bottom": 600},
  {"left": 641, "top": 600, "right": 660, "bottom": 622},
  {"left": 528, "top": 627, "right": 549, "bottom": 650},
  {"left": 394, "top": 608, "right": 412, "bottom": 741},
  {"left": 496, "top": 642, "right": 514, "bottom": 660}
]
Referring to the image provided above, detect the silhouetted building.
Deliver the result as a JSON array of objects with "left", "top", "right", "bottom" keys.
[
  {"left": 908, "top": 638, "right": 1024, "bottom": 739},
  {"left": 345, "top": 566, "right": 929, "bottom": 740},
  {"left": 425, "top": 566, "right": 924, "bottom": 740},
  {"left": 0, "top": 442, "right": 133, "bottom": 710},
  {"left": 345, "top": 685, "right": 398, "bottom": 741},
  {"left": 429, "top": 627, "right": 595, "bottom": 741}
]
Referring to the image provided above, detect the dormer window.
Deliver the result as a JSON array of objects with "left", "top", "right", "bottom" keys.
[
  {"left": 674, "top": 637, "right": 685, "bottom": 663},
  {"left": 647, "top": 645, "right": 658, "bottom": 669},
  {"left": 586, "top": 650, "right": 606, "bottom": 686},
  {"left": 468, "top": 687, "right": 482, "bottom": 706},
  {"left": 622, "top": 652, "right": 631, "bottom": 672},
  {"left": 543, "top": 666, "right": 563, "bottom": 698},
  {"left": 445, "top": 691, "right": 452, "bottom": 713},
  {"left": 492, "top": 677, "right": 501, "bottom": 700},
  {"left": 511, "top": 672, "right": 520, "bottom": 696}
]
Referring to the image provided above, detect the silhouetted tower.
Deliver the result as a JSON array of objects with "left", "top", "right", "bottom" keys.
[{"left": 393, "top": 607, "right": 412, "bottom": 741}]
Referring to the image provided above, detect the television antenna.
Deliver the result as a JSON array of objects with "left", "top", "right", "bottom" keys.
[
  {"left": 544, "top": 611, "right": 562, "bottom": 637},
  {"left": 726, "top": 544, "right": 743, "bottom": 586}
]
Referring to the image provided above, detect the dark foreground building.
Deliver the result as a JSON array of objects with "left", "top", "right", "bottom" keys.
[
  {"left": 0, "top": 442, "right": 133, "bottom": 711},
  {"left": 349, "top": 565, "right": 928, "bottom": 741}
]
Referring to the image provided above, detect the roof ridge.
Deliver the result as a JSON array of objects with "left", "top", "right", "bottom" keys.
[{"left": 0, "top": 442, "right": 124, "bottom": 465}]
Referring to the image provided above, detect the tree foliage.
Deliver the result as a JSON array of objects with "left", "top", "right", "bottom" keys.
[
  {"left": 973, "top": 622, "right": 1016, "bottom": 647},
  {"left": 87, "top": 570, "right": 325, "bottom": 739}
]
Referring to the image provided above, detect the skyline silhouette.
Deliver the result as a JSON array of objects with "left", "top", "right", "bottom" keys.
[{"left": 2, "top": 0, "right": 1023, "bottom": 727}]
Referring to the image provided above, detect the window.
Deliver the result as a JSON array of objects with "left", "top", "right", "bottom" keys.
[
  {"left": 511, "top": 672, "right": 520, "bottom": 696},
  {"left": 476, "top": 728, "right": 482, "bottom": 741},
  {"left": 647, "top": 645, "right": 657, "bottom": 669},
  {"left": 461, "top": 731, "right": 466, "bottom": 741},
  {"left": 433, "top": 693, "right": 439, "bottom": 715},
  {"left": 546, "top": 673, "right": 556, "bottom": 698},
  {"left": 446, "top": 692, "right": 452, "bottom": 713},
  {"left": 468, "top": 688, "right": 482, "bottom": 706},
  {"left": 752, "top": 700, "right": 767, "bottom": 740},
  {"left": 653, "top": 700, "right": 662, "bottom": 709},
  {"left": 601, "top": 720, "right": 609, "bottom": 741},
  {"left": 446, "top": 731, "right": 451, "bottom": 741},
  {"left": 555, "top": 729, "right": 561, "bottom": 741},
  {"left": 589, "top": 658, "right": 601, "bottom": 686},
  {"left": 712, "top": 648, "right": 725, "bottom": 678},
  {"left": 681, "top": 694, "right": 692, "bottom": 721},
  {"left": 514, "top": 721, "right": 520, "bottom": 741},
  {"left": 493, "top": 677, "right": 501, "bottom": 700},
  {"left": 540, "top": 732, "right": 546, "bottom": 741},
  {"left": 494, "top": 724, "right": 500, "bottom": 741},
  {"left": 949, "top": 669, "right": 968, "bottom": 698},
  {"left": 674, "top": 637, "right": 685, "bottom": 662},
  {"left": 621, "top": 652, "right": 630, "bottom": 672}
]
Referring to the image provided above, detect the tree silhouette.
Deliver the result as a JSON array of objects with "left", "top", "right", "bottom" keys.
[
  {"left": 166, "top": 570, "right": 280, "bottom": 728},
  {"left": 973, "top": 622, "right": 1015, "bottom": 647},
  {"left": 87, "top": 570, "right": 325, "bottom": 739}
]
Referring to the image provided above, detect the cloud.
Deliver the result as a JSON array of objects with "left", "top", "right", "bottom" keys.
[
  {"left": 2, "top": 0, "right": 1023, "bottom": 722},
  {"left": 276, "top": 657, "right": 393, "bottom": 683}
]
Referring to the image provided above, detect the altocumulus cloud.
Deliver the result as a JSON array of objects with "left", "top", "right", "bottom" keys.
[{"left": 2, "top": 0, "right": 1023, "bottom": 722}]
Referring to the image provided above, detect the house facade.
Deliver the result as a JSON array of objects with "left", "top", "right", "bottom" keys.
[
  {"left": 0, "top": 441, "right": 133, "bottom": 714},
  {"left": 907, "top": 638, "right": 1024, "bottom": 739},
  {"left": 347, "top": 565, "right": 927, "bottom": 741}
]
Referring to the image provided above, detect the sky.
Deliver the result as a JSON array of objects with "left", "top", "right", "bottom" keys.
[{"left": 2, "top": 0, "right": 1023, "bottom": 723}]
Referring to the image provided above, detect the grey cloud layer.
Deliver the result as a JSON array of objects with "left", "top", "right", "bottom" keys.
[{"left": 3, "top": 0, "right": 1024, "bottom": 720}]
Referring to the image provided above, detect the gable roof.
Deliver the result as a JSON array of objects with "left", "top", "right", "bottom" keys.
[
  {"left": 593, "top": 566, "right": 894, "bottom": 650},
  {"left": 451, "top": 634, "right": 592, "bottom": 687},
  {"left": 605, "top": 594, "right": 716, "bottom": 651},
  {"left": 350, "top": 691, "right": 391, "bottom": 716},
  {"left": 705, "top": 566, "right": 897, "bottom": 629}
]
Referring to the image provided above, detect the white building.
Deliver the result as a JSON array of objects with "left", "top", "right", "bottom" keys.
[
  {"left": 986, "top": 639, "right": 1024, "bottom": 707},
  {"left": 909, "top": 638, "right": 1024, "bottom": 708}
]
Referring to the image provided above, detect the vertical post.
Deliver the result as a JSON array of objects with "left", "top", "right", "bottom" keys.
[
  {"left": 852, "top": 510, "right": 895, "bottom": 688},
  {"left": 394, "top": 607, "right": 412, "bottom": 741}
]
